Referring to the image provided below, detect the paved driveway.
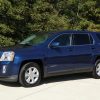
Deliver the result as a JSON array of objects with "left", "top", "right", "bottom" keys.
[{"left": 0, "top": 73, "right": 100, "bottom": 100}]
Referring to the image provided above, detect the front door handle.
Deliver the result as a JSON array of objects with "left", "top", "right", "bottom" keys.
[{"left": 91, "top": 47, "right": 95, "bottom": 50}]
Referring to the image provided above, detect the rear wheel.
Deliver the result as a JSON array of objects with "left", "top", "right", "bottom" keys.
[
  {"left": 19, "top": 62, "right": 41, "bottom": 87},
  {"left": 93, "top": 60, "right": 100, "bottom": 79}
]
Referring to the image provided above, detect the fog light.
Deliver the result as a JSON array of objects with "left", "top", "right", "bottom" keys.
[{"left": 2, "top": 65, "right": 7, "bottom": 74}]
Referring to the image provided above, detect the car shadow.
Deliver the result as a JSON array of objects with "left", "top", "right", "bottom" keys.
[
  {"left": 43, "top": 73, "right": 92, "bottom": 84},
  {"left": 0, "top": 81, "right": 21, "bottom": 87},
  {"left": 0, "top": 73, "right": 92, "bottom": 87}
]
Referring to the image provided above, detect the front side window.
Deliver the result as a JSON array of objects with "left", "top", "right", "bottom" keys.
[
  {"left": 51, "top": 34, "right": 71, "bottom": 46},
  {"left": 72, "top": 34, "right": 90, "bottom": 45}
]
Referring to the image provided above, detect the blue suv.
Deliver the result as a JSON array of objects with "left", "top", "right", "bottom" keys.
[{"left": 0, "top": 30, "right": 100, "bottom": 87}]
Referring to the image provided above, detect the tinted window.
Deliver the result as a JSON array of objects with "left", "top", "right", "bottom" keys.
[
  {"left": 52, "top": 34, "right": 71, "bottom": 46},
  {"left": 72, "top": 34, "right": 90, "bottom": 45}
]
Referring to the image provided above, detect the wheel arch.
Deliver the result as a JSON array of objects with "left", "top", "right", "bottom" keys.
[
  {"left": 95, "top": 56, "right": 100, "bottom": 64},
  {"left": 19, "top": 59, "right": 44, "bottom": 78}
]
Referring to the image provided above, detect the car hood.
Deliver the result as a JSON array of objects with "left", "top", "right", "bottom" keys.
[{"left": 0, "top": 44, "right": 32, "bottom": 51}]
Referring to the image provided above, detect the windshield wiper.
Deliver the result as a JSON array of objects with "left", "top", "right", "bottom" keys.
[{"left": 20, "top": 43, "right": 32, "bottom": 46}]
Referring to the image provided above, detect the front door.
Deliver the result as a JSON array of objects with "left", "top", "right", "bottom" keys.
[{"left": 45, "top": 33, "right": 74, "bottom": 74}]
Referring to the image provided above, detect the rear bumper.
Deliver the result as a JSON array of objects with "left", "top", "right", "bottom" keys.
[{"left": 0, "top": 75, "right": 18, "bottom": 82}]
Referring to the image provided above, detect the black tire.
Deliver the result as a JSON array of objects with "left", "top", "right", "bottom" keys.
[
  {"left": 93, "top": 59, "right": 100, "bottom": 79},
  {"left": 19, "top": 62, "right": 41, "bottom": 87}
]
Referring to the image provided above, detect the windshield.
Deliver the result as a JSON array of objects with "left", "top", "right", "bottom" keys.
[{"left": 20, "top": 33, "right": 49, "bottom": 45}]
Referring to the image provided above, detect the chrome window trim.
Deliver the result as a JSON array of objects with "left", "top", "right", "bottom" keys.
[
  {"left": 48, "top": 33, "right": 95, "bottom": 48},
  {"left": 48, "top": 33, "right": 72, "bottom": 48},
  {"left": 71, "top": 33, "right": 95, "bottom": 46},
  {"left": 89, "top": 33, "right": 95, "bottom": 45}
]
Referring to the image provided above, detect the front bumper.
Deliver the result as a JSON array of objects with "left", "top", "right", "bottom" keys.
[
  {"left": 0, "top": 61, "right": 20, "bottom": 82},
  {"left": 0, "top": 75, "right": 18, "bottom": 82}
]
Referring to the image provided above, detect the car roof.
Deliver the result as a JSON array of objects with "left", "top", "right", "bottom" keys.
[
  {"left": 52, "top": 30, "right": 99, "bottom": 33},
  {"left": 48, "top": 30, "right": 100, "bottom": 36},
  {"left": 33, "top": 30, "right": 100, "bottom": 35},
  {"left": 32, "top": 30, "right": 100, "bottom": 38}
]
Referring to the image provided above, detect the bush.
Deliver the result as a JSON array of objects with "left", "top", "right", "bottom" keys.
[
  {"left": 0, "top": 0, "right": 100, "bottom": 46},
  {"left": 0, "top": 35, "right": 15, "bottom": 47}
]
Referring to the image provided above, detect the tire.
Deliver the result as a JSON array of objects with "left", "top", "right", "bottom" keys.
[
  {"left": 19, "top": 62, "right": 41, "bottom": 87},
  {"left": 93, "top": 59, "right": 100, "bottom": 79}
]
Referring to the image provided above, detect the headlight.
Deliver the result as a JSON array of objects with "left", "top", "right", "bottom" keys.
[{"left": 0, "top": 51, "right": 15, "bottom": 61}]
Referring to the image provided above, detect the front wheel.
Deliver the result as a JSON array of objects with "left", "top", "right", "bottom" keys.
[
  {"left": 19, "top": 62, "right": 41, "bottom": 87},
  {"left": 93, "top": 60, "right": 100, "bottom": 79}
]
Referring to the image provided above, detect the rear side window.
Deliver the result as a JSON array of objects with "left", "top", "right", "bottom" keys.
[{"left": 72, "top": 34, "right": 91, "bottom": 45}]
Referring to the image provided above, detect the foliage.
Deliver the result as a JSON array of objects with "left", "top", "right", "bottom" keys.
[
  {"left": 0, "top": 0, "right": 100, "bottom": 46},
  {"left": 0, "top": 34, "right": 14, "bottom": 46}
]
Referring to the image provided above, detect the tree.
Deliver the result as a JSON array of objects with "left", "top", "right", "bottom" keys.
[{"left": 0, "top": 0, "right": 100, "bottom": 46}]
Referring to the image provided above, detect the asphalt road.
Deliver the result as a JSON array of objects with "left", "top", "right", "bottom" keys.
[{"left": 0, "top": 73, "right": 99, "bottom": 100}]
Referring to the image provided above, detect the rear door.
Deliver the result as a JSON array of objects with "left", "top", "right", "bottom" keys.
[{"left": 71, "top": 33, "right": 94, "bottom": 71}]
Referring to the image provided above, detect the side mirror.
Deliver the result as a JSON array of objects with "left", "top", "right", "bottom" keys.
[{"left": 50, "top": 42, "right": 60, "bottom": 48}]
